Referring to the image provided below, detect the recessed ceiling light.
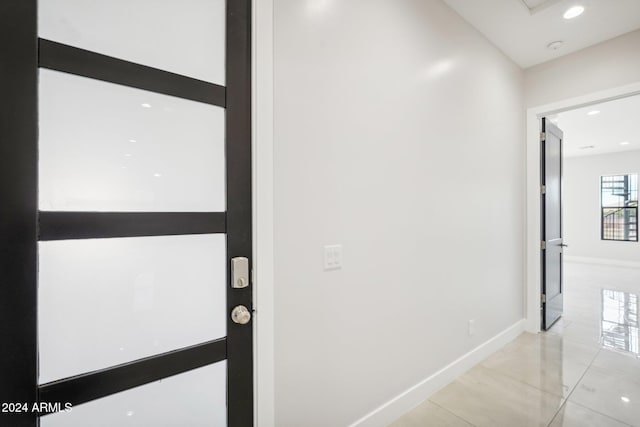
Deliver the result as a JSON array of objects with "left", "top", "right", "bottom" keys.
[
  {"left": 621, "top": 396, "right": 630, "bottom": 403},
  {"left": 124, "top": 153, "right": 132, "bottom": 157},
  {"left": 141, "top": 103, "right": 152, "bottom": 108},
  {"left": 579, "top": 145, "right": 595, "bottom": 150},
  {"left": 620, "top": 141, "right": 630, "bottom": 146},
  {"left": 547, "top": 41, "right": 564, "bottom": 50},
  {"left": 153, "top": 173, "right": 162, "bottom": 177},
  {"left": 129, "top": 139, "right": 137, "bottom": 143},
  {"left": 587, "top": 110, "right": 600, "bottom": 116},
  {"left": 563, "top": 5, "right": 584, "bottom": 19}
]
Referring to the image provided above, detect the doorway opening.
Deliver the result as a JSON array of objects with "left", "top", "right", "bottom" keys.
[
  {"left": 540, "top": 95, "right": 640, "bottom": 354},
  {"left": 528, "top": 87, "right": 640, "bottom": 353}
]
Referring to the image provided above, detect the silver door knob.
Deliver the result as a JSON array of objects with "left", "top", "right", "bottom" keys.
[{"left": 231, "top": 305, "right": 251, "bottom": 325}]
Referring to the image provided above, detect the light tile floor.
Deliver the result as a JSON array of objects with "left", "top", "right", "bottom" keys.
[{"left": 389, "top": 262, "right": 640, "bottom": 427}]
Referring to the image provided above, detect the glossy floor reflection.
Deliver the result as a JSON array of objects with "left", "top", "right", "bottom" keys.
[{"left": 389, "top": 262, "right": 640, "bottom": 427}]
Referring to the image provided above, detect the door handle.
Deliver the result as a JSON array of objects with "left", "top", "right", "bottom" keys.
[
  {"left": 559, "top": 244, "right": 569, "bottom": 247},
  {"left": 231, "top": 305, "right": 251, "bottom": 325}
]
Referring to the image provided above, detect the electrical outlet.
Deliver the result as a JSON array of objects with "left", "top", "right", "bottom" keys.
[
  {"left": 468, "top": 319, "right": 476, "bottom": 336},
  {"left": 323, "top": 245, "right": 342, "bottom": 270}
]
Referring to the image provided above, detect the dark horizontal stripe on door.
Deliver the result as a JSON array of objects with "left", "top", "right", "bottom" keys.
[
  {"left": 39, "top": 39, "right": 226, "bottom": 107},
  {"left": 39, "top": 211, "right": 226, "bottom": 240},
  {"left": 38, "top": 338, "right": 227, "bottom": 415}
]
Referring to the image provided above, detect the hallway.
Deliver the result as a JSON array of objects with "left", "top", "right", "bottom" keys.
[
  {"left": 3, "top": 2, "right": 640, "bottom": 426},
  {"left": 390, "top": 262, "right": 640, "bottom": 427}
]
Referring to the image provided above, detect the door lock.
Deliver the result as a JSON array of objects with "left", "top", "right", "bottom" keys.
[
  {"left": 231, "top": 305, "right": 251, "bottom": 325},
  {"left": 231, "top": 257, "right": 249, "bottom": 289}
]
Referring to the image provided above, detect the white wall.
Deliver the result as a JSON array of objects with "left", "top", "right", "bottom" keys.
[
  {"left": 525, "top": 29, "right": 640, "bottom": 108},
  {"left": 273, "top": 1, "right": 525, "bottom": 426},
  {"left": 565, "top": 151, "right": 640, "bottom": 263}
]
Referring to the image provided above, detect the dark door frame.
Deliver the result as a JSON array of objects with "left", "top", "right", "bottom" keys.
[{"left": 0, "top": 1, "right": 252, "bottom": 425}]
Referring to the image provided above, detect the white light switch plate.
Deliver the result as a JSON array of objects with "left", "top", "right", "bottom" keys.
[{"left": 323, "top": 245, "right": 342, "bottom": 270}]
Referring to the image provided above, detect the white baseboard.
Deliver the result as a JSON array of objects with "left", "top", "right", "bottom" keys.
[
  {"left": 565, "top": 256, "right": 640, "bottom": 269},
  {"left": 348, "top": 319, "right": 526, "bottom": 427}
]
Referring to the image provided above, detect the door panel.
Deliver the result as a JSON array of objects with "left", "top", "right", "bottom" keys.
[
  {"left": 39, "top": 69, "right": 226, "bottom": 212},
  {"left": 39, "top": 0, "right": 227, "bottom": 84},
  {"left": 40, "top": 362, "right": 227, "bottom": 427},
  {"left": 544, "top": 243, "right": 563, "bottom": 328},
  {"left": 0, "top": 1, "right": 251, "bottom": 426},
  {"left": 542, "top": 118, "right": 564, "bottom": 330},
  {"left": 38, "top": 234, "right": 227, "bottom": 384}
]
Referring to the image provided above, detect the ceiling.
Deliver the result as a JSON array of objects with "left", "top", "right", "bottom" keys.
[
  {"left": 442, "top": 0, "right": 640, "bottom": 68},
  {"left": 549, "top": 94, "right": 640, "bottom": 158}
]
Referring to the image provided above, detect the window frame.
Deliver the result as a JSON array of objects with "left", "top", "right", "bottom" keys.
[{"left": 600, "top": 173, "right": 638, "bottom": 242}]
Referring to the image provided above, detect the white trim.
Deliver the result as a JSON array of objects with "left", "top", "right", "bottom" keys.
[
  {"left": 348, "top": 320, "right": 526, "bottom": 427},
  {"left": 253, "top": 0, "right": 275, "bottom": 425},
  {"left": 525, "top": 81, "right": 640, "bottom": 334},
  {"left": 565, "top": 256, "right": 640, "bottom": 269}
]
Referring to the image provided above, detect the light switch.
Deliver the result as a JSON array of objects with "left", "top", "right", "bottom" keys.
[{"left": 323, "top": 245, "right": 342, "bottom": 270}]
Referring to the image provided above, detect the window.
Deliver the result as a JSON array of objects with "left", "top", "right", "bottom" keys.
[{"left": 601, "top": 174, "right": 638, "bottom": 241}]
